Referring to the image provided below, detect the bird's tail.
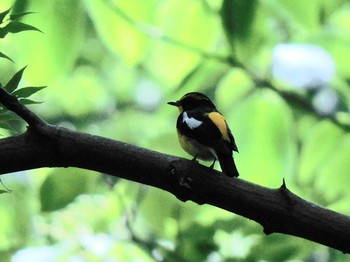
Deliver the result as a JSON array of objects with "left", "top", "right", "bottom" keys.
[{"left": 218, "top": 154, "right": 239, "bottom": 177}]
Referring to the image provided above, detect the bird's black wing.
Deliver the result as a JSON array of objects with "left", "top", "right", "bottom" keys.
[
  {"left": 177, "top": 109, "right": 231, "bottom": 155},
  {"left": 177, "top": 108, "right": 239, "bottom": 177}
]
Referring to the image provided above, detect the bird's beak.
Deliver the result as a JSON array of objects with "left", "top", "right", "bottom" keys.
[{"left": 167, "top": 101, "right": 180, "bottom": 107}]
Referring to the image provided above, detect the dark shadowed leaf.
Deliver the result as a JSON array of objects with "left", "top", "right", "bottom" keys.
[
  {"left": 13, "top": 86, "right": 46, "bottom": 98},
  {"left": 0, "top": 122, "right": 13, "bottom": 131},
  {"left": 19, "top": 98, "right": 42, "bottom": 105},
  {"left": 10, "top": 12, "right": 34, "bottom": 21},
  {"left": 5, "top": 21, "right": 42, "bottom": 33},
  {"left": 0, "top": 7, "right": 11, "bottom": 23},
  {"left": 0, "top": 52, "right": 13, "bottom": 62},
  {"left": 220, "top": 0, "right": 257, "bottom": 48},
  {"left": 0, "top": 111, "right": 21, "bottom": 122},
  {"left": 0, "top": 27, "right": 8, "bottom": 38},
  {"left": 4, "top": 66, "right": 27, "bottom": 93},
  {"left": 221, "top": 0, "right": 234, "bottom": 38}
]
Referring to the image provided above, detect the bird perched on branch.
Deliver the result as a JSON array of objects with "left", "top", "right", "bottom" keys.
[{"left": 168, "top": 92, "right": 239, "bottom": 177}]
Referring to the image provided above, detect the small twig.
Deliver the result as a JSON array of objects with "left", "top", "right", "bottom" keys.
[
  {"left": 0, "top": 178, "right": 12, "bottom": 192},
  {"left": 125, "top": 212, "right": 158, "bottom": 253},
  {"left": 0, "top": 86, "right": 47, "bottom": 129}
]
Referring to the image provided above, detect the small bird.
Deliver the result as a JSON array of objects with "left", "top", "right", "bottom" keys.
[{"left": 168, "top": 92, "right": 239, "bottom": 177}]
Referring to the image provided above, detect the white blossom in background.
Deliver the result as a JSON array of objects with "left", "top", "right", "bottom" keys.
[
  {"left": 312, "top": 87, "right": 338, "bottom": 115},
  {"left": 272, "top": 43, "right": 339, "bottom": 115},
  {"left": 135, "top": 78, "right": 162, "bottom": 111},
  {"left": 272, "top": 43, "right": 336, "bottom": 89},
  {"left": 12, "top": 246, "right": 61, "bottom": 262}
]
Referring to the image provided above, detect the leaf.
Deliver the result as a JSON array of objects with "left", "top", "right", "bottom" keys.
[
  {"left": 10, "top": 12, "right": 34, "bottom": 21},
  {"left": 299, "top": 121, "right": 344, "bottom": 185},
  {"left": 13, "top": 86, "right": 46, "bottom": 98},
  {"left": 0, "top": 106, "right": 7, "bottom": 114},
  {"left": 0, "top": 7, "right": 11, "bottom": 23},
  {"left": 0, "top": 111, "right": 21, "bottom": 122},
  {"left": 0, "top": 122, "right": 13, "bottom": 131},
  {"left": 220, "top": 0, "right": 235, "bottom": 42},
  {"left": 5, "top": 21, "right": 42, "bottom": 34},
  {"left": 0, "top": 179, "right": 12, "bottom": 193},
  {"left": 40, "top": 169, "right": 94, "bottom": 212},
  {"left": 14, "top": 0, "right": 82, "bottom": 83},
  {"left": 85, "top": 0, "right": 153, "bottom": 65},
  {"left": 220, "top": 0, "right": 258, "bottom": 46},
  {"left": 0, "top": 52, "right": 13, "bottom": 62},
  {"left": 19, "top": 98, "right": 42, "bottom": 105},
  {"left": 0, "top": 27, "right": 9, "bottom": 38},
  {"left": 4, "top": 66, "right": 27, "bottom": 93},
  {"left": 139, "top": 188, "right": 177, "bottom": 236},
  {"left": 230, "top": 89, "right": 296, "bottom": 186}
]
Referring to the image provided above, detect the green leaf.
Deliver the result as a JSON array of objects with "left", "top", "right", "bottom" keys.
[
  {"left": 0, "top": 52, "right": 13, "bottom": 62},
  {"left": 40, "top": 169, "right": 95, "bottom": 212},
  {"left": 147, "top": 0, "right": 220, "bottom": 85},
  {"left": 10, "top": 12, "right": 34, "bottom": 21},
  {"left": 139, "top": 188, "right": 178, "bottom": 236},
  {"left": 220, "top": 0, "right": 258, "bottom": 48},
  {"left": 0, "top": 106, "right": 7, "bottom": 113},
  {"left": 230, "top": 89, "right": 296, "bottom": 186},
  {"left": 0, "top": 179, "right": 12, "bottom": 193},
  {"left": 0, "top": 111, "right": 21, "bottom": 122},
  {"left": 5, "top": 21, "right": 42, "bottom": 34},
  {"left": 316, "top": 135, "right": 350, "bottom": 202},
  {"left": 4, "top": 66, "right": 27, "bottom": 93},
  {"left": 110, "top": 242, "right": 153, "bottom": 262},
  {"left": 276, "top": 0, "right": 320, "bottom": 32},
  {"left": 19, "top": 98, "right": 42, "bottom": 105},
  {"left": 221, "top": 0, "right": 234, "bottom": 33},
  {"left": 13, "top": 86, "right": 46, "bottom": 98},
  {"left": 0, "top": 7, "right": 11, "bottom": 23},
  {"left": 0, "top": 122, "right": 13, "bottom": 131},
  {"left": 0, "top": 27, "right": 9, "bottom": 38},
  {"left": 85, "top": 0, "right": 153, "bottom": 66},
  {"left": 216, "top": 68, "right": 254, "bottom": 110},
  {"left": 299, "top": 121, "right": 344, "bottom": 185},
  {"left": 14, "top": 0, "right": 83, "bottom": 83}
]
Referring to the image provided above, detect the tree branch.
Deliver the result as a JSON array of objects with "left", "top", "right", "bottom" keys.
[
  {"left": 0, "top": 86, "right": 47, "bottom": 129},
  {"left": 1, "top": 88, "right": 350, "bottom": 253}
]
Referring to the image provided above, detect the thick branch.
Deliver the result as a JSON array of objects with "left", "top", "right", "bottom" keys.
[
  {"left": 0, "top": 126, "right": 350, "bottom": 253},
  {"left": 1, "top": 88, "right": 350, "bottom": 253}
]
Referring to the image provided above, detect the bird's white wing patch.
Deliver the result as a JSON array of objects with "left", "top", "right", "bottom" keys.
[{"left": 183, "top": 112, "right": 203, "bottom": 129}]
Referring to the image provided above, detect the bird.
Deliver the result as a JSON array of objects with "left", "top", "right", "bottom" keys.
[{"left": 168, "top": 92, "right": 239, "bottom": 177}]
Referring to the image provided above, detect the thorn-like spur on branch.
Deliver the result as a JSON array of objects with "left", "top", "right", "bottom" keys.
[
  {"left": 0, "top": 85, "right": 47, "bottom": 130},
  {"left": 1, "top": 85, "right": 350, "bottom": 253}
]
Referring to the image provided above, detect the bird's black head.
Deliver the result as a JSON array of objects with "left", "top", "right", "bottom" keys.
[{"left": 168, "top": 92, "right": 216, "bottom": 112}]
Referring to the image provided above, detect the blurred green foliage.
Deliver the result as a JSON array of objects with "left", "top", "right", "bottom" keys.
[{"left": 1, "top": 0, "right": 350, "bottom": 261}]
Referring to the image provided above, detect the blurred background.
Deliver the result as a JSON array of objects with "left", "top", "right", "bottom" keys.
[{"left": 1, "top": 0, "right": 350, "bottom": 261}]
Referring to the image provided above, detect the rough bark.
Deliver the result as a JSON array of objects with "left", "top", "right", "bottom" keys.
[{"left": 1, "top": 86, "right": 350, "bottom": 253}]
